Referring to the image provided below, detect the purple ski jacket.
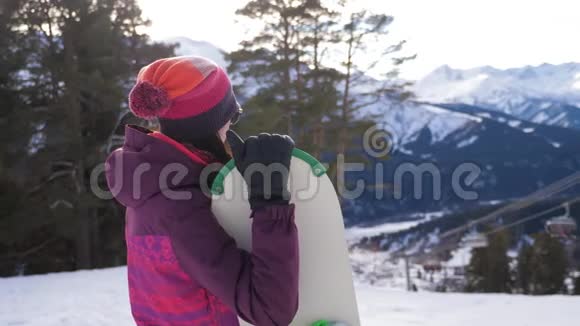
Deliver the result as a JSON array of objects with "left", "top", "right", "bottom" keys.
[{"left": 106, "top": 125, "right": 299, "bottom": 326}]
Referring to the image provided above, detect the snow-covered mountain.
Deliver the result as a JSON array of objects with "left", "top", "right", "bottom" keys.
[
  {"left": 164, "top": 38, "right": 580, "bottom": 223},
  {"left": 164, "top": 37, "right": 580, "bottom": 131},
  {"left": 376, "top": 102, "right": 481, "bottom": 150},
  {"left": 162, "top": 37, "right": 580, "bottom": 136},
  {"left": 163, "top": 37, "right": 227, "bottom": 68},
  {"left": 414, "top": 63, "right": 580, "bottom": 129},
  {"left": 161, "top": 38, "right": 469, "bottom": 146}
]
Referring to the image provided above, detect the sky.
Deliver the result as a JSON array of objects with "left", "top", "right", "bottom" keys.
[{"left": 137, "top": 0, "right": 580, "bottom": 80}]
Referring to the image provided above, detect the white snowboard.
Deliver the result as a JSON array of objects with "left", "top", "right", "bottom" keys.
[{"left": 211, "top": 148, "right": 360, "bottom": 326}]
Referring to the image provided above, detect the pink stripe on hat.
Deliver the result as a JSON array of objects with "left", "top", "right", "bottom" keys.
[{"left": 161, "top": 68, "right": 231, "bottom": 120}]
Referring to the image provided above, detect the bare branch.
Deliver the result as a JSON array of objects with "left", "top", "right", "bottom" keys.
[
  {"left": 0, "top": 238, "right": 58, "bottom": 260},
  {"left": 26, "top": 170, "right": 74, "bottom": 196}
]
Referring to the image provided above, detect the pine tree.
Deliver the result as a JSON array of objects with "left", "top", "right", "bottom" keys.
[
  {"left": 465, "top": 247, "right": 488, "bottom": 292},
  {"left": 516, "top": 241, "right": 534, "bottom": 294},
  {"left": 336, "top": 10, "right": 414, "bottom": 159},
  {"left": 229, "top": 0, "right": 310, "bottom": 137},
  {"left": 465, "top": 231, "right": 511, "bottom": 293},
  {"left": 0, "top": 0, "right": 174, "bottom": 274},
  {"left": 228, "top": 1, "right": 413, "bottom": 149},
  {"left": 574, "top": 276, "right": 580, "bottom": 295},
  {"left": 228, "top": 1, "right": 415, "bottom": 203},
  {"left": 528, "top": 233, "right": 568, "bottom": 294},
  {"left": 228, "top": 0, "right": 346, "bottom": 160},
  {"left": 294, "top": 1, "right": 342, "bottom": 156}
]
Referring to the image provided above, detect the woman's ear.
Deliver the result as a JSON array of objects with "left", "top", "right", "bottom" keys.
[{"left": 218, "top": 121, "right": 231, "bottom": 142}]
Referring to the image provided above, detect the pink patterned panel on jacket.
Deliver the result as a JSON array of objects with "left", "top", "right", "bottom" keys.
[{"left": 126, "top": 236, "right": 238, "bottom": 326}]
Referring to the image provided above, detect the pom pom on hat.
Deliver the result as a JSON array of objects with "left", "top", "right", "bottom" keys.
[{"left": 128, "top": 81, "right": 171, "bottom": 119}]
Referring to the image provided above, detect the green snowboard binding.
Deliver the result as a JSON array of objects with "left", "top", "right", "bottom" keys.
[{"left": 311, "top": 320, "right": 351, "bottom": 326}]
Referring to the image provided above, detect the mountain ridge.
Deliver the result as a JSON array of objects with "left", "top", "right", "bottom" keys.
[
  {"left": 164, "top": 37, "right": 580, "bottom": 224},
  {"left": 414, "top": 62, "right": 580, "bottom": 129}
]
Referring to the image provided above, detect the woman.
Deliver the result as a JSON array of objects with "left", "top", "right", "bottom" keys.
[{"left": 106, "top": 56, "right": 299, "bottom": 326}]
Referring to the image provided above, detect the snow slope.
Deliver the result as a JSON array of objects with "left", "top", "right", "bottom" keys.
[
  {"left": 345, "top": 212, "right": 445, "bottom": 244},
  {"left": 1, "top": 267, "right": 579, "bottom": 326},
  {"left": 0, "top": 268, "right": 133, "bottom": 326},
  {"left": 346, "top": 220, "right": 426, "bottom": 243},
  {"left": 357, "top": 284, "right": 578, "bottom": 326}
]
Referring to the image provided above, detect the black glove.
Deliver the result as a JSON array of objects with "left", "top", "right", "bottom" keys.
[{"left": 226, "top": 130, "right": 295, "bottom": 211}]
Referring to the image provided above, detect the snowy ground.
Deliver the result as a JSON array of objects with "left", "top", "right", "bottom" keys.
[
  {"left": 1, "top": 267, "right": 579, "bottom": 326},
  {"left": 344, "top": 212, "right": 445, "bottom": 244},
  {"left": 345, "top": 220, "right": 425, "bottom": 243}
]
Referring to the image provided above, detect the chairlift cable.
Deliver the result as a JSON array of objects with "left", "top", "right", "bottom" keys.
[
  {"left": 440, "top": 171, "right": 580, "bottom": 240},
  {"left": 408, "top": 174, "right": 580, "bottom": 260},
  {"left": 483, "top": 199, "right": 580, "bottom": 236}
]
